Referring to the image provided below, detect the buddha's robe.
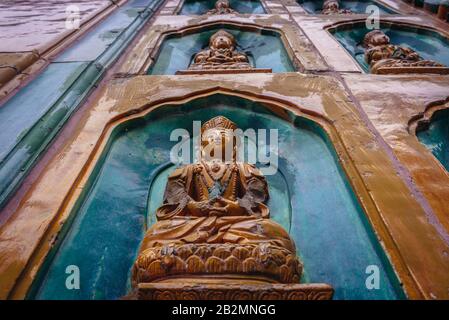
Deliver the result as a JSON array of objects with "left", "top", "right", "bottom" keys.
[{"left": 139, "top": 162, "right": 295, "bottom": 253}]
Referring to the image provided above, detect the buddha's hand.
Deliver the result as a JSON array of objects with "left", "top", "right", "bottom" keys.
[
  {"left": 187, "top": 200, "right": 214, "bottom": 216},
  {"left": 214, "top": 197, "right": 246, "bottom": 216},
  {"left": 186, "top": 200, "right": 226, "bottom": 217}
]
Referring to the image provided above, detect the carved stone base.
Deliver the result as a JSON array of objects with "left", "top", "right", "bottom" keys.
[
  {"left": 176, "top": 68, "right": 272, "bottom": 75},
  {"left": 375, "top": 66, "right": 449, "bottom": 75},
  {"left": 137, "top": 282, "right": 334, "bottom": 300},
  {"left": 132, "top": 243, "right": 302, "bottom": 285}
]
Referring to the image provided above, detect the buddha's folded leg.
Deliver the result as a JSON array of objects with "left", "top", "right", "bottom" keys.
[
  {"left": 213, "top": 217, "right": 296, "bottom": 253},
  {"left": 139, "top": 216, "right": 296, "bottom": 254},
  {"left": 139, "top": 217, "right": 218, "bottom": 249}
]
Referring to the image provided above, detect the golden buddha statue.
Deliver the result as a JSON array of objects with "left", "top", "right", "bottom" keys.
[
  {"left": 131, "top": 116, "right": 333, "bottom": 299},
  {"left": 187, "top": 30, "right": 252, "bottom": 71},
  {"left": 322, "top": 0, "right": 352, "bottom": 15},
  {"left": 206, "top": 0, "right": 237, "bottom": 15},
  {"left": 363, "top": 30, "right": 447, "bottom": 74}
]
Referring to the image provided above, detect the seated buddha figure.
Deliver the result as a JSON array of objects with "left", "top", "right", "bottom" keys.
[
  {"left": 187, "top": 30, "right": 253, "bottom": 71},
  {"left": 321, "top": 0, "right": 353, "bottom": 15},
  {"left": 206, "top": 0, "right": 237, "bottom": 15},
  {"left": 363, "top": 30, "right": 446, "bottom": 74},
  {"left": 132, "top": 116, "right": 302, "bottom": 288}
]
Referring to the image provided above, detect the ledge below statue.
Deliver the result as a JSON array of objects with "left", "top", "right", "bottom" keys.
[
  {"left": 176, "top": 68, "right": 272, "bottom": 75},
  {"left": 136, "top": 280, "right": 334, "bottom": 300},
  {"left": 373, "top": 66, "right": 449, "bottom": 75}
]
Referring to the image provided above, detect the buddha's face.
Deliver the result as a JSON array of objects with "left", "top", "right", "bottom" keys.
[
  {"left": 216, "top": 0, "right": 230, "bottom": 9},
  {"left": 324, "top": 1, "right": 339, "bottom": 10},
  {"left": 201, "top": 128, "right": 235, "bottom": 162},
  {"left": 211, "top": 34, "right": 233, "bottom": 50},
  {"left": 368, "top": 32, "right": 390, "bottom": 47}
]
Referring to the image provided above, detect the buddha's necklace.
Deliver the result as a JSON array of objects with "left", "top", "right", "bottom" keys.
[{"left": 202, "top": 162, "right": 232, "bottom": 199}]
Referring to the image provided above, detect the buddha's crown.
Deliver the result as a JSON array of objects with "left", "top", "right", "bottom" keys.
[
  {"left": 201, "top": 116, "right": 237, "bottom": 133},
  {"left": 210, "top": 30, "right": 236, "bottom": 46}
]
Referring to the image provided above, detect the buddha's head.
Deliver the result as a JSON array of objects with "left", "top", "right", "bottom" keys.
[
  {"left": 323, "top": 0, "right": 340, "bottom": 11},
  {"left": 215, "top": 0, "right": 231, "bottom": 10},
  {"left": 209, "top": 30, "right": 236, "bottom": 50},
  {"left": 201, "top": 116, "right": 238, "bottom": 163},
  {"left": 363, "top": 30, "right": 390, "bottom": 48}
]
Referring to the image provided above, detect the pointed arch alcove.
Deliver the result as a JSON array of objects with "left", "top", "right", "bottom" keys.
[
  {"left": 29, "top": 91, "right": 405, "bottom": 300},
  {"left": 328, "top": 20, "right": 449, "bottom": 73},
  {"left": 411, "top": 98, "right": 449, "bottom": 172},
  {"left": 147, "top": 22, "right": 296, "bottom": 75},
  {"left": 178, "top": 0, "right": 266, "bottom": 15},
  {"left": 297, "top": 0, "right": 397, "bottom": 14}
]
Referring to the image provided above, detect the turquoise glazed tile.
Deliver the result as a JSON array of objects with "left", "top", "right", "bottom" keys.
[
  {"left": 55, "top": 3, "right": 145, "bottom": 62},
  {"left": 0, "top": 62, "right": 88, "bottom": 161}
]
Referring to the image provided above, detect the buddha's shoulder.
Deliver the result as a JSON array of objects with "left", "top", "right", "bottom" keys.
[
  {"left": 168, "top": 164, "right": 199, "bottom": 178},
  {"left": 236, "top": 162, "right": 264, "bottom": 177}
]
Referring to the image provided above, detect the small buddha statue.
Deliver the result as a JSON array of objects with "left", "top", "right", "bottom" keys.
[
  {"left": 321, "top": 0, "right": 353, "bottom": 15},
  {"left": 207, "top": 0, "right": 237, "bottom": 15},
  {"left": 132, "top": 116, "right": 302, "bottom": 288},
  {"left": 187, "top": 30, "right": 253, "bottom": 71},
  {"left": 363, "top": 30, "right": 446, "bottom": 74}
]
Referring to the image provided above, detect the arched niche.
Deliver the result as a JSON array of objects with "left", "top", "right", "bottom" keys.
[
  {"left": 147, "top": 24, "right": 295, "bottom": 75},
  {"left": 329, "top": 21, "right": 449, "bottom": 72},
  {"left": 297, "top": 0, "right": 397, "bottom": 14},
  {"left": 415, "top": 103, "right": 449, "bottom": 172},
  {"left": 31, "top": 94, "right": 404, "bottom": 300},
  {"left": 179, "top": 0, "right": 266, "bottom": 15}
]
